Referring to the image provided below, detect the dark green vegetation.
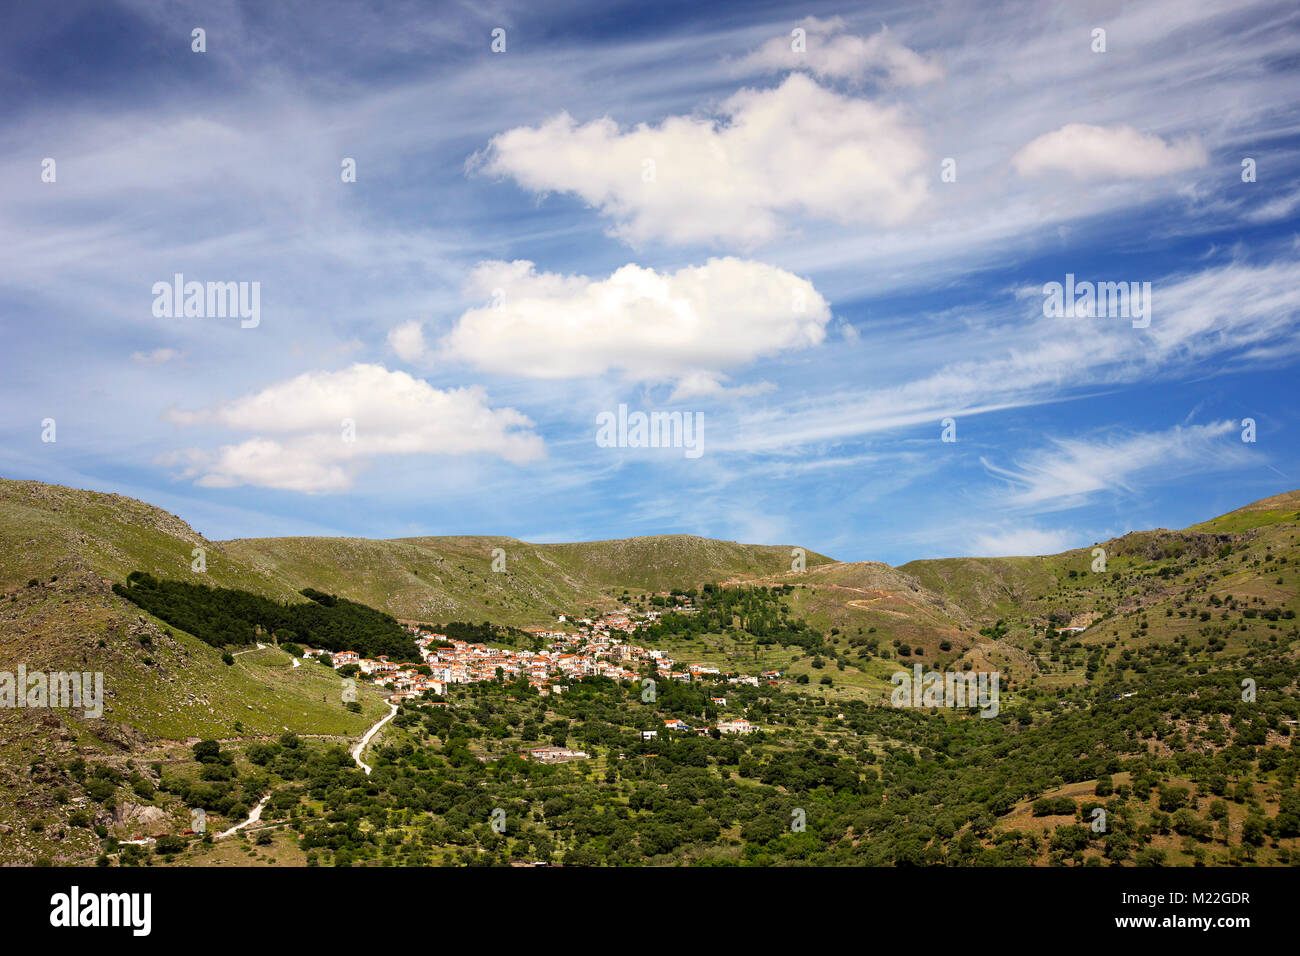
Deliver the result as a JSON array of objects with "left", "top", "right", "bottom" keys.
[
  {"left": 74, "top": 658, "right": 1299, "bottom": 868},
  {"left": 419, "top": 620, "right": 533, "bottom": 650},
  {"left": 113, "top": 572, "right": 418, "bottom": 660},
  {"left": 639, "top": 584, "right": 830, "bottom": 656}
]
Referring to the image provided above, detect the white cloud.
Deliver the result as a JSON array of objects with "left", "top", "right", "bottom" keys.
[
  {"left": 162, "top": 363, "right": 543, "bottom": 492},
  {"left": 437, "top": 257, "right": 830, "bottom": 387},
  {"left": 737, "top": 17, "right": 943, "bottom": 87},
  {"left": 131, "top": 347, "right": 183, "bottom": 365},
  {"left": 388, "top": 320, "right": 429, "bottom": 362},
  {"left": 666, "top": 373, "right": 776, "bottom": 404},
  {"left": 982, "top": 421, "right": 1247, "bottom": 513},
  {"left": 969, "top": 524, "right": 1078, "bottom": 558},
  {"left": 159, "top": 441, "right": 354, "bottom": 496},
  {"left": 717, "top": 257, "right": 1300, "bottom": 454},
  {"left": 474, "top": 73, "right": 931, "bottom": 245},
  {"left": 1012, "top": 123, "right": 1208, "bottom": 180},
  {"left": 1245, "top": 186, "right": 1300, "bottom": 223}
]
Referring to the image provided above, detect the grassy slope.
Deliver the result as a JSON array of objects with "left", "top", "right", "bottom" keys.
[
  {"left": 0, "top": 480, "right": 387, "bottom": 863},
  {"left": 0, "top": 573, "right": 389, "bottom": 863},
  {"left": 893, "top": 499, "right": 1300, "bottom": 862},
  {"left": 1189, "top": 489, "right": 1300, "bottom": 533},
  {"left": 0, "top": 479, "right": 301, "bottom": 599},
  {"left": 640, "top": 494, "right": 1299, "bottom": 707},
  {"left": 649, "top": 560, "right": 985, "bottom": 702},
  {"left": 222, "top": 532, "right": 835, "bottom": 625}
]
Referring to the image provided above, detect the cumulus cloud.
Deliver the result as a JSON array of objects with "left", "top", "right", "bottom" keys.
[
  {"left": 436, "top": 257, "right": 830, "bottom": 390},
  {"left": 161, "top": 363, "right": 543, "bottom": 492},
  {"left": 982, "top": 421, "right": 1246, "bottom": 513},
  {"left": 1012, "top": 123, "right": 1208, "bottom": 180},
  {"left": 158, "top": 441, "right": 355, "bottom": 496},
  {"left": 387, "top": 320, "right": 429, "bottom": 362},
  {"left": 737, "top": 17, "right": 943, "bottom": 87},
  {"left": 474, "top": 73, "right": 931, "bottom": 245}
]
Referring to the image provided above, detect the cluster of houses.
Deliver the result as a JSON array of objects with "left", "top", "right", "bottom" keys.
[
  {"left": 298, "top": 609, "right": 776, "bottom": 734},
  {"left": 300, "top": 646, "right": 446, "bottom": 701}
]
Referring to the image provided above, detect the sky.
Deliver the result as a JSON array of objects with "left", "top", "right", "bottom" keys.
[{"left": 2, "top": 0, "right": 1298, "bottom": 564}]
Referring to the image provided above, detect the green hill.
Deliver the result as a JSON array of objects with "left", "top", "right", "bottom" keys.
[
  {"left": 0, "top": 481, "right": 388, "bottom": 863},
  {"left": 0, "top": 478, "right": 837, "bottom": 863},
  {"left": 1189, "top": 489, "right": 1300, "bottom": 533},
  {"left": 222, "top": 532, "right": 835, "bottom": 625},
  {"left": 0, "top": 476, "right": 1296, "bottom": 866},
  {"left": 0, "top": 479, "right": 299, "bottom": 599}
]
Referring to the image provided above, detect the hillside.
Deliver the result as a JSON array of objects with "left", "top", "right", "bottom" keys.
[
  {"left": 0, "top": 477, "right": 834, "bottom": 628},
  {"left": 0, "top": 476, "right": 1296, "bottom": 867},
  {"left": 5, "top": 477, "right": 1296, "bottom": 702},
  {"left": 0, "top": 568, "right": 389, "bottom": 864},
  {"left": 0, "top": 478, "right": 838, "bottom": 863},
  {"left": 0, "top": 479, "right": 300, "bottom": 600},
  {"left": 0, "top": 481, "right": 391, "bottom": 863},
  {"left": 655, "top": 492, "right": 1300, "bottom": 697},
  {"left": 1189, "top": 489, "right": 1300, "bottom": 533},
  {"left": 221, "top": 533, "right": 835, "bottom": 625}
]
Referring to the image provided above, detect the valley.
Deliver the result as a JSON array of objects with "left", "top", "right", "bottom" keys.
[{"left": 0, "top": 478, "right": 1296, "bottom": 867}]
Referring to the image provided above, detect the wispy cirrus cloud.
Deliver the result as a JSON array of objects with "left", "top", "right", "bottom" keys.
[
  {"left": 716, "top": 257, "right": 1300, "bottom": 454},
  {"left": 1, "top": 0, "right": 1297, "bottom": 563},
  {"left": 982, "top": 420, "right": 1249, "bottom": 513}
]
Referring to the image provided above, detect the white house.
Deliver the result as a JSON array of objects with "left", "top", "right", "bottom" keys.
[{"left": 718, "top": 719, "right": 754, "bottom": 735}]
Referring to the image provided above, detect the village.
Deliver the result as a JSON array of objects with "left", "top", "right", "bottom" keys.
[{"left": 299, "top": 607, "right": 778, "bottom": 753}]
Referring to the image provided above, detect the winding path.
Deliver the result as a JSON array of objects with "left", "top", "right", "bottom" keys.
[
  {"left": 351, "top": 702, "right": 399, "bottom": 775},
  {"left": 216, "top": 792, "right": 271, "bottom": 839},
  {"left": 168, "top": 692, "right": 400, "bottom": 848}
]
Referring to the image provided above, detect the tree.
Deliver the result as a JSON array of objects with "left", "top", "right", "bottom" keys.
[
  {"left": 192, "top": 740, "right": 222, "bottom": 763},
  {"left": 154, "top": 834, "right": 187, "bottom": 855}
]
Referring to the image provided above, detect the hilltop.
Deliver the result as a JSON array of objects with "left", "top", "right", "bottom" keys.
[
  {"left": 0, "top": 477, "right": 834, "bottom": 627},
  {"left": 223, "top": 532, "right": 833, "bottom": 625}
]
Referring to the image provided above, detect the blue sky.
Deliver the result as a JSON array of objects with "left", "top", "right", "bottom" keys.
[{"left": 3, "top": 0, "right": 1298, "bottom": 564}]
